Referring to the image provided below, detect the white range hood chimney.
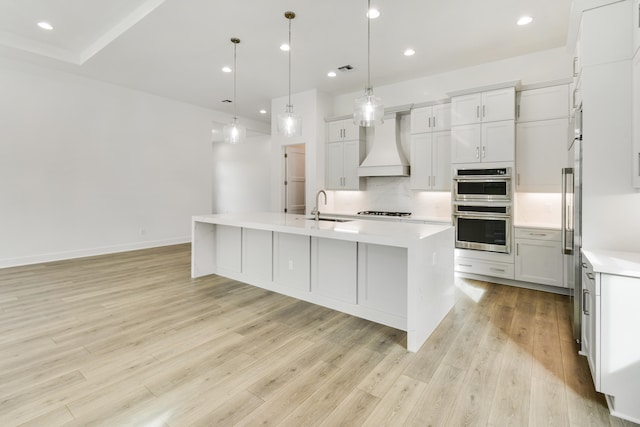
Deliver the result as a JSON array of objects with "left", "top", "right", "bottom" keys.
[{"left": 358, "top": 112, "right": 409, "bottom": 177}]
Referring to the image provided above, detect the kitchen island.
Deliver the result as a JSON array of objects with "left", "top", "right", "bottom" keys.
[{"left": 191, "top": 212, "right": 454, "bottom": 352}]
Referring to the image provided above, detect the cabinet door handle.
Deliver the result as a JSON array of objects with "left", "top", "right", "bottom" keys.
[
  {"left": 516, "top": 104, "right": 520, "bottom": 118},
  {"left": 476, "top": 147, "right": 480, "bottom": 159},
  {"left": 476, "top": 105, "right": 480, "bottom": 118},
  {"left": 428, "top": 176, "right": 431, "bottom": 187},
  {"left": 459, "top": 263, "right": 472, "bottom": 267},
  {"left": 433, "top": 116, "right": 436, "bottom": 128},
  {"left": 516, "top": 243, "right": 519, "bottom": 256},
  {"left": 482, "top": 105, "right": 486, "bottom": 118},
  {"left": 582, "top": 262, "right": 587, "bottom": 268},
  {"left": 586, "top": 272, "right": 594, "bottom": 280},
  {"left": 432, "top": 175, "right": 435, "bottom": 187},
  {"left": 428, "top": 117, "right": 432, "bottom": 128},
  {"left": 482, "top": 146, "right": 486, "bottom": 158},
  {"left": 573, "top": 57, "right": 578, "bottom": 77},
  {"left": 573, "top": 88, "right": 579, "bottom": 109},
  {"left": 582, "top": 289, "right": 590, "bottom": 315},
  {"left": 517, "top": 173, "right": 520, "bottom": 186}
]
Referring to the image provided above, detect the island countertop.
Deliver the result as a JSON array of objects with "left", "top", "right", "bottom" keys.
[{"left": 192, "top": 212, "right": 452, "bottom": 248}]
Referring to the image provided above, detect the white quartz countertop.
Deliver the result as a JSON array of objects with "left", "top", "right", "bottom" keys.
[
  {"left": 582, "top": 249, "right": 640, "bottom": 278},
  {"left": 193, "top": 212, "right": 452, "bottom": 248}
]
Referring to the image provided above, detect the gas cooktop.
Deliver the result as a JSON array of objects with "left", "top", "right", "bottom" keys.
[{"left": 357, "top": 211, "right": 412, "bottom": 217}]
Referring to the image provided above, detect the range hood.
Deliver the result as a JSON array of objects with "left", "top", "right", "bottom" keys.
[{"left": 357, "top": 112, "right": 410, "bottom": 177}]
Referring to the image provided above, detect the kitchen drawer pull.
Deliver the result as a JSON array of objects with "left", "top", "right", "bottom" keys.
[
  {"left": 581, "top": 262, "right": 587, "bottom": 268},
  {"left": 490, "top": 267, "right": 505, "bottom": 272},
  {"left": 528, "top": 232, "right": 548, "bottom": 236},
  {"left": 458, "top": 263, "right": 473, "bottom": 267},
  {"left": 586, "top": 272, "right": 594, "bottom": 280},
  {"left": 582, "top": 289, "right": 590, "bottom": 315}
]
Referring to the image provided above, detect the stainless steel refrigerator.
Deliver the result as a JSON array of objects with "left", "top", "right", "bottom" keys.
[{"left": 563, "top": 105, "right": 582, "bottom": 345}]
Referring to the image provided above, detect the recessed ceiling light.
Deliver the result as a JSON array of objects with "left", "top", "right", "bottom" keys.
[
  {"left": 37, "top": 22, "right": 53, "bottom": 30},
  {"left": 367, "top": 8, "right": 380, "bottom": 19},
  {"left": 259, "top": 109, "right": 267, "bottom": 114},
  {"left": 280, "top": 43, "right": 290, "bottom": 51},
  {"left": 222, "top": 66, "right": 232, "bottom": 73},
  {"left": 404, "top": 49, "right": 415, "bottom": 56},
  {"left": 517, "top": 16, "right": 533, "bottom": 26},
  {"left": 327, "top": 71, "right": 337, "bottom": 77}
]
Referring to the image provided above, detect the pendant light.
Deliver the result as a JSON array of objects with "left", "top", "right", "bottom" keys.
[
  {"left": 353, "top": 0, "right": 384, "bottom": 127},
  {"left": 222, "top": 37, "right": 246, "bottom": 144},
  {"left": 277, "top": 11, "right": 302, "bottom": 137}
]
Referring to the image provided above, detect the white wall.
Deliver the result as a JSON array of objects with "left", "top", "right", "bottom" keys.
[
  {"left": 0, "top": 57, "right": 238, "bottom": 267},
  {"left": 333, "top": 47, "right": 573, "bottom": 115},
  {"left": 212, "top": 135, "right": 272, "bottom": 213}
]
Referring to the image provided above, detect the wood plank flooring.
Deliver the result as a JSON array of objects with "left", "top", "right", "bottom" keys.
[{"left": 0, "top": 243, "right": 637, "bottom": 426}]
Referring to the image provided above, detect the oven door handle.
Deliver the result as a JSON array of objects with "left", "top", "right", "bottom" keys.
[
  {"left": 453, "top": 177, "right": 511, "bottom": 182},
  {"left": 453, "top": 213, "right": 511, "bottom": 220}
]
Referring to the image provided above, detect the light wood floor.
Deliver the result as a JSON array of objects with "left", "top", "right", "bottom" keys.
[{"left": 0, "top": 244, "right": 637, "bottom": 427}]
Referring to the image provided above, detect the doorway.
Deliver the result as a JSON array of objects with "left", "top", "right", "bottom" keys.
[{"left": 283, "top": 144, "right": 306, "bottom": 214}]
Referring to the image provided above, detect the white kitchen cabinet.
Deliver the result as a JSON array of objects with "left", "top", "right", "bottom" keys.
[
  {"left": 326, "top": 139, "right": 365, "bottom": 190},
  {"left": 311, "top": 237, "right": 357, "bottom": 304},
  {"left": 581, "top": 0, "right": 633, "bottom": 68},
  {"left": 580, "top": 250, "right": 640, "bottom": 424},
  {"left": 410, "top": 131, "right": 451, "bottom": 191},
  {"left": 410, "top": 104, "right": 451, "bottom": 134},
  {"left": 328, "top": 119, "right": 360, "bottom": 142},
  {"left": 215, "top": 225, "right": 242, "bottom": 275},
  {"left": 358, "top": 243, "right": 408, "bottom": 320},
  {"left": 451, "top": 87, "right": 515, "bottom": 126},
  {"left": 451, "top": 120, "right": 514, "bottom": 164},
  {"left": 273, "top": 232, "right": 310, "bottom": 291},
  {"left": 633, "top": 51, "right": 640, "bottom": 188},
  {"left": 516, "top": 118, "right": 569, "bottom": 192},
  {"left": 514, "top": 227, "right": 563, "bottom": 287},
  {"left": 454, "top": 256, "right": 514, "bottom": 279},
  {"left": 242, "top": 228, "right": 272, "bottom": 283},
  {"left": 516, "top": 85, "right": 569, "bottom": 122}
]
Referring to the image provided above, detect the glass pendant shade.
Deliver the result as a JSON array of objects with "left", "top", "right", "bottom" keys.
[
  {"left": 353, "top": 87, "right": 384, "bottom": 127},
  {"left": 223, "top": 118, "right": 246, "bottom": 144},
  {"left": 277, "top": 105, "right": 302, "bottom": 137}
]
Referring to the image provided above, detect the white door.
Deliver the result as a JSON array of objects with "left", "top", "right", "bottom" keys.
[
  {"left": 481, "top": 120, "right": 515, "bottom": 163},
  {"left": 451, "top": 124, "right": 481, "bottom": 163},
  {"left": 284, "top": 144, "right": 306, "bottom": 214}
]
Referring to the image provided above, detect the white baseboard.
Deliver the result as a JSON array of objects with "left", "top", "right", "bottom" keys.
[{"left": 0, "top": 237, "right": 190, "bottom": 269}]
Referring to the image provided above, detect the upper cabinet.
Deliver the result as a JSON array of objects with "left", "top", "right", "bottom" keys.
[
  {"left": 328, "top": 119, "right": 360, "bottom": 143},
  {"left": 516, "top": 85, "right": 569, "bottom": 122},
  {"left": 451, "top": 87, "right": 515, "bottom": 126},
  {"left": 634, "top": 0, "right": 640, "bottom": 57},
  {"left": 581, "top": 0, "right": 633, "bottom": 68},
  {"left": 410, "top": 104, "right": 451, "bottom": 134},
  {"left": 450, "top": 86, "right": 516, "bottom": 164}
]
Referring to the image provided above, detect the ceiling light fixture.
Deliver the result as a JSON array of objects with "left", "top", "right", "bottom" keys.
[
  {"left": 280, "top": 43, "right": 290, "bottom": 51},
  {"left": 327, "top": 71, "right": 337, "bottom": 77},
  {"left": 517, "top": 16, "right": 533, "bottom": 26},
  {"left": 277, "top": 11, "right": 302, "bottom": 137},
  {"left": 221, "top": 66, "right": 231, "bottom": 73},
  {"left": 353, "top": 0, "right": 383, "bottom": 127},
  {"left": 221, "top": 38, "right": 246, "bottom": 144},
  {"left": 259, "top": 109, "right": 267, "bottom": 114},
  {"left": 404, "top": 48, "right": 415, "bottom": 56},
  {"left": 366, "top": 8, "right": 380, "bottom": 19},
  {"left": 37, "top": 22, "right": 53, "bottom": 30}
]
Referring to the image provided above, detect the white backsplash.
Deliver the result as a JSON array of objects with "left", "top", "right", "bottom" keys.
[
  {"left": 514, "top": 193, "right": 562, "bottom": 228},
  {"left": 325, "top": 178, "right": 452, "bottom": 220}
]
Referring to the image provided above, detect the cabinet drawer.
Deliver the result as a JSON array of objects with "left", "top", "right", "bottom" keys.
[
  {"left": 455, "top": 257, "right": 514, "bottom": 279},
  {"left": 514, "top": 227, "right": 561, "bottom": 241}
]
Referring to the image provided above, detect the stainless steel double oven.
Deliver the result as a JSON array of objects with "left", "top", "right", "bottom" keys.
[{"left": 452, "top": 167, "right": 512, "bottom": 254}]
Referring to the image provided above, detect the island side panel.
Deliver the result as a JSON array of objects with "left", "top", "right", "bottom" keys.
[
  {"left": 191, "top": 220, "right": 217, "bottom": 278},
  {"left": 406, "top": 227, "right": 455, "bottom": 352}
]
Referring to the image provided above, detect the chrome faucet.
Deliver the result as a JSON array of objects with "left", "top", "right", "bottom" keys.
[{"left": 311, "top": 190, "right": 327, "bottom": 221}]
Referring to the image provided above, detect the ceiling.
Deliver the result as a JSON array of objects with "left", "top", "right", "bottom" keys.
[{"left": 0, "top": 0, "right": 573, "bottom": 126}]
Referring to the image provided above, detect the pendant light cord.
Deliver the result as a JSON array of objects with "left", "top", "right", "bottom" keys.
[
  {"left": 367, "top": 0, "right": 371, "bottom": 92},
  {"left": 288, "top": 15, "right": 292, "bottom": 108},
  {"left": 233, "top": 40, "right": 238, "bottom": 121}
]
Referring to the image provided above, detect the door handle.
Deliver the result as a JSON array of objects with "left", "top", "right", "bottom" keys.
[{"left": 582, "top": 289, "right": 590, "bottom": 315}]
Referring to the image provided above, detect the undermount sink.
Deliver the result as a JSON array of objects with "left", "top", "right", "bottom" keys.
[{"left": 305, "top": 217, "right": 353, "bottom": 223}]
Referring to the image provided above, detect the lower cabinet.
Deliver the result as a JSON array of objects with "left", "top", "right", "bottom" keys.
[
  {"left": 581, "top": 252, "right": 640, "bottom": 424},
  {"left": 242, "top": 228, "right": 272, "bottom": 283},
  {"left": 311, "top": 237, "right": 357, "bottom": 304},
  {"left": 514, "top": 227, "right": 564, "bottom": 287},
  {"left": 215, "top": 225, "right": 242, "bottom": 275},
  {"left": 357, "top": 243, "right": 408, "bottom": 319},
  {"left": 455, "top": 256, "right": 514, "bottom": 279},
  {"left": 273, "top": 232, "right": 310, "bottom": 291}
]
